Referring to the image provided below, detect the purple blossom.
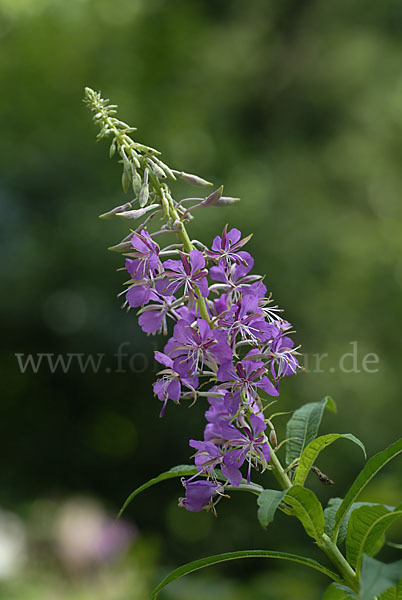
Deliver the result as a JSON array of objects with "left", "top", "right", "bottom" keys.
[
  {"left": 126, "top": 283, "right": 152, "bottom": 308},
  {"left": 217, "top": 359, "right": 279, "bottom": 403},
  {"left": 160, "top": 249, "right": 209, "bottom": 307},
  {"left": 125, "top": 230, "right": 160, "bottom": 280},
  {"left": 189, "top": 439, "right": 222, "bottom": 475},
  {"left": 217, "top": 294, "right": 276, "bottom": 346},
  {"left": 179, "top": 479, "right": 222, "bottom": 512},
  {"left": 167, "top": 319, "right": 232, "bottom": 377},
  {"left": 137, "top": 291, "right": 179, "bottom": 334},
  {"left": 153, "top": 352, "right": 198, "bottom": 416},
  {"left": 221, "top": 414, "right": 270, "bottom": 486},
  {"left": 209, "top": 253, "right": 264, "bottom": 303},
  {"left": 268, "top": 329, "right": 299, "bottom": 379},
  {"left": 206, "top": 225, "right": 252, "bottom": 268}
]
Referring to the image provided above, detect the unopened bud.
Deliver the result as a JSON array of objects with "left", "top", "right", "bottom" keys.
[
  {"left": 116, "top": 203, "right": 159, "bottom": 220},
  {"left": 108, "top": 241, "right": 133, "bottom": 253},
  {"left": 147, "top": 158, "right": 166, "bottom": 179},
  {"left": 153, "top": 157, "right": 176, "bottom": 180},
  {"left": 214, "top": 196, "right": 240, "bottom": 206},
  {"left": 121, "top": 168, "right": 130, "bottom": 193},
  {"left": 109, "top": 139, "right": 117, "bottom": 158},
  {"left": 175, "top": 170, "right": 212, "bottom": 187},
  {"left": 131, "top": 168, "right": 142, "bottom": 196},
  {"left": 139, "top": 183, "right": 149, "bottom": 208},
  {"left": 269, "top": 429, "right": 278, "bottom": 448},
  {"left": 201, "top": 185, "right": 224, "bottom": 206},
  {"left": 99, "top": 201, "right": 132, "bottom": 220}
]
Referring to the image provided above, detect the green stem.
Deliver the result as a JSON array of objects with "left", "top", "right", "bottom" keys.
[
  {"left": 268, "top": 443, "right": 292, "bottom": 489},
  {"left": 318, "top": 534, "right": 359, "bottom": 593},
  {"left": 265, "top": 442, "right": 359, "bottom": 592}
]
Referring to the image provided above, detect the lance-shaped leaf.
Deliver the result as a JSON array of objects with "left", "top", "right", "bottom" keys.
[
  {"left": 324, "top": 498, "right": 394, "bottom": 545},
  {"left": 359, "top": 555, "right": 402, "bottom": 600},
  {"left": 346, "top": 504, "right": 402, "bottom": 572},
  {"left": 294, "top": 434, "right": 366, "bottom": 486},
  {"left": 257, "top": 489, "right": 288, "bottom": 528},
  {"left": 284, "top": 485, "right": 325, "bottom": 541},
  {"left": 151, "top": 550, "right": 341, "bottom": 599},
  {"left": 118, "top": 466, "right": 263, "bottom": 519},
  {"left": 117, "top": 465, "right": 197, "bottom": 519},
  {"left": 332, "top": 438, "right": 402, "bottom": 542},
  {"left": 286, "top": 396, "right": 337, "bottom": 466}
]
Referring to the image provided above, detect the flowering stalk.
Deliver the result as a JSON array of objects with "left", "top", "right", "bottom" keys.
[{"left": 85, "top": 88, "right": 402, "bottom": 599}]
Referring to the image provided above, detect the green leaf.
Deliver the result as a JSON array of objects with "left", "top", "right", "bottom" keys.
[
  {"left": 117, "top": 465, "right": 197, "bottom": 518},
  {"left": 323, "top": 583, "right": 355, "bottom": 599},
  {"left": 359, "top": 555, "right": 402, "bottom": 600},
  {"left": 294, "top": 434, "right": 366, "bottom": 486},
  {"left": 346, "top": 504, "right": 402, "bottom": 572},
  {"left": 378, "top": 582, "right": 402, "bottom": 600},
  {"left": 151, "top": 550, "right": 341, "bottom": 599},
  {"left": 324, "top": 498, "right": 392, "bottom": 545},
  {"left": 332, "top": 439, "right": 402, "bottom": 542},
  {"left": 117, "top": 466, "right": 263, "bottom": 519},
  {"left": 257, "top": 489, "right": 287, "bottom": 528},
  {"left": 284, "top": 485, "right": 325, "bottom": 541},
  {"left": 285, "top": 396, "right": 337, "bottom": 466}
]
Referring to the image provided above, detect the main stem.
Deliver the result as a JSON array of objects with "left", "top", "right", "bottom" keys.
[{"left": 267, "top": 443, "right": 359, "bottom": 592}]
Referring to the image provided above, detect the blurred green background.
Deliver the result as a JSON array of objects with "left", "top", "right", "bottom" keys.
[{"left": 1, "top": 0, "right": 402, "bottom": 598}]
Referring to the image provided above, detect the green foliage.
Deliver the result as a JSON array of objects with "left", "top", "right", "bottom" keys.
[
  {"left": 346, "top": 504, "right": 402, "bottom": 572},
  {"left": 332, "top": 439, "right": 402, "bottom": 542},
  {"left": 257, "top": 489, "right": 287, "bottom": 528},
  {"left": 117, "top": 465, "right": 197, "bottom": 519},
  {"left": 294, "top": 433, "right": 366, "bottom": 486},
  {"left": 151, "top": 549, "right": 340, "bottom": 599},
  {"left": 358, "top": 555, "right": 402, "bottom": 600},
  {"left": 324, "top": 498, "right": 394, "bottom": 545},
  {"left": 286, "top": 396, "right": 337, "bottom": 467},
  {"left": 283, "top": 485, "right": 325, "bottom": 541}
]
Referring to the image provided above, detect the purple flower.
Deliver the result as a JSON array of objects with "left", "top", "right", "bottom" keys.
[
  {"left": 137, "top": 291, "right": 178, "bottom": 334},
  {"left": 189, "top": 439, "right": 222, "bottom": 474},
  {"left": 126, "top": 230, "right": 160, "bottom": 280},
  {"left": 206, "top": 226, "right": 252, "bottom": 268},
  {"left": 209, "top": 253, "right": 264, "bottom": 303},
  {"left": 167, "top": 319, "right": 232, "bottom": 377},
  {"left": 126, "top": 283, "right": 152, "bottom": 308},
  {"left": 217, "top": 294, "right": 276, "bottom": 346},
  {"left": 217, "top": 359, "right": 279, "bottom": 403},
  {"left": 221, "top": 414, "right": 270, "bottom": 486},
  {"left": 153, "top": 352, "right": 198, "bottom": 416},
  {"left": 268, "top": 329, "right": 299, "bottom": 379},
  {"left": 179, "top": 479, "right": 222, "bottom": 512},
  {"left": 161, "top": 250, "right": 209, "bottom": 307}
]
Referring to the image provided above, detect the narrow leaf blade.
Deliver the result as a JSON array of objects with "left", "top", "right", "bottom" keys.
[
  {"left": 286, "top": 396, "right": 337, "bottom": 466},
  {"left": 333, "top": 439, "right": 402, "bottom": 541},
  {"left": 117, "top": 465, "right": 197, "bottom": 518},
  {"left": 257, "top": 489, "right": 287, "bottom": 528},
  {"left": 346, "top": 504, "right": 402, "bottom": 572},
  {"left": 294, "top": 434, "right": 366, "bottom": 486},
  {"left": 284, "top": 485, "right": 325, "bottom": 541},
  {"left": 151, "top": 550, "right": 340, "bottom": 599}
]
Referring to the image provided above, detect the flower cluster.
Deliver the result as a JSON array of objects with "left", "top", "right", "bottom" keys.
[
  {"left": 85, "top": 88, "right": 299, "bottom": 514},
  {"left": 123, "top": 225, "right": 300, "bottom": 512}
]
